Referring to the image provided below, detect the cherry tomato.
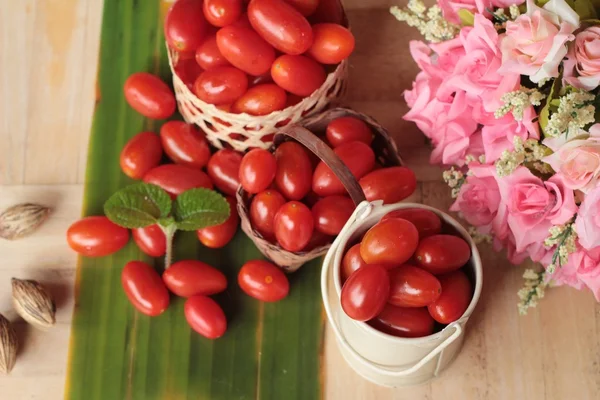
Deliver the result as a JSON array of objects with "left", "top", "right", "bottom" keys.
[
  {"left": 311, "top": 195, "right": 354, "bottom": 235},
  {"left": 195, "top": 34, "right": 231, "bottom": 70},
  {"left": 197, "top": 196, "right": 239, "bottom": 248},
  {"left": 312, "top": 141, "right": 375, "bottom": 196},
  {"left": 381, "top": 208, "right": 442, "bottom": 239},
  {"left": 415, "top": 235, "right": 471, "bottom": 274},
  {"left": 174, "top": 58, "right": 204, "bottom": 91},
  {"left": 132, "top": 224, "right": 166, "bottom": 257},
  {"left": 326, "top": 116, "right": 373, "bottom": 148},
  {"left": 388, "top": 265, "right": 442, "bottom": 308},
  {"left": 124, "top": 72, "right": 176, "bottom": 120},
  {"left": 217, "top": 25, "right": 276, "bottom": 76},
  {"left": 307, "top": 23, "right": 355, "bottom": 64},
  {"left": 143, "top": 164, "right": 213, "bottom": 199},
  {"left": 360, "top": 218, "right": 419, "bottom": 269},
  {"left": 274, "top": 141, "right": 312, "bottom": 200},
  {"left": 165, "top": 0, "right": 209, "bottom": 52},
  {"left": 249, "top": 189, "right": 287, "bottom": 239},
  {"left": 207, "top": 149, "right": 243, "bottom": 196},
  {"left": 203, "top": 0, "right": 243, "bottom": 27},
  {"left": 193, "top": 66, "right": 248, "bottom": 105},
  {"left": 160, "top": 121, "right": 211, "bottom": 169},
  {"left": 239, "top": 149, "right": 277, "bottom": 194},
  {"left": 310, "top": 0, "right": 344, "bottom": 24},
  {"left": 274, "top": 201, "right": 314, "bottom": 252},
  {"left": 163, "top": 260, "right": 227, "bottom": 297},
  {"left": 120, "top": 132, "right": 163, "bottom": 180},
  {"left": 341, "top": 243, "right": 369, "bottom": 282},
  {"left": 369, "top": 305, "right": 435, "bottom": 338},
  {"left": 248, "top": 0, "right": 313, "bottom": 55},
  {"left": 67, "top": 216, "right": 130, "bottom": 257},
  {"left": 249, "top": 72, "right": 273, "bottom": 87},
  {"left": 238, "top": 260, "right": 290, "bottom": 302},
  {"left": 231, "top": 84, "right": 287, "bottom": 115},
  {"left": 359, "top": 167, "right": 417, "bottom": 205},
  {"left": 428, "top": 270, "right": 472, "bottom": 324},
  {"left": 185, "top": 295, "right": 227, "bottom": 339},
  {"left": 341, "top": 264, "right": 390, "bottom": 321},
  {"left": 271, "top": 55, "right": 326, "bottom": 97},
  {"left": 122, "top": 261, "right": 170, "bottom": 317},
  {"left": 284, "top": 0, "right": 319, "bottom": 16}
]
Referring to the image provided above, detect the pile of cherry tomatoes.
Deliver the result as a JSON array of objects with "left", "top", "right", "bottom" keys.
[
  {"left": 239, "top": 115, "right": 417, "bottom": 252},
  {"left": 340, "top": 208, "right": 473, "bottom": 338},
  {"left": 165, "top": 0, "right": 355, "bottom": 114}
]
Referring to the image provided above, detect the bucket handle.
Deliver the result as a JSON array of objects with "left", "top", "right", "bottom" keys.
[{"left": 321, "top": 205, "right": 463, "bottom": 377}]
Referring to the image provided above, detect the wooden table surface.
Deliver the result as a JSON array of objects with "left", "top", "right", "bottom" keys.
[{"left": 1, "top": 1, "right": 599, "bottom": 399}]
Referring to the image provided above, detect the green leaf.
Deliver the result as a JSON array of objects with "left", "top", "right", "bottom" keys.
[
  {"left": 103, "top": 182, "right": 172, "bottom": 228},
  {"left": 173, "top": 188, "right": 230, "bottom": 231},
  {"left": 539, "top": 72, "right": 563, "bottom": 136},
  {"left": 458, "top": 9, "right": 475, "bottom": 26}
]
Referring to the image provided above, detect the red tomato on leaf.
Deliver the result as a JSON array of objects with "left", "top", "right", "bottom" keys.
[
  {"left": 271, "top": 55, "right": 326, "bottom": 97},
  {"left": 185, "top": 295, "right": 227, "bottom": 339},
  {"left": 239, "top": 149, "right": 277, "bottom": 194},
  {"left": 143, "top": 164, "right": 213, "bottom": 199},
  {"left": 307, "top": 23, "right": 355, "bottom": 65},
  {"left": 238, "top": 260, "right": 290, "bottom": 302},
  {"left": 197, "top": 196, "right": 239, "bottom": 248},
  {"left": 381, "top": 208, "right": 442, "bottom": 239},
  {"left": 359, "top": 167, "right": 417, "bottom": 204},
  {"left": 311, "top": 195, "right": 354, "bottom": 236},
  {"left": 124, "top": 73, "right": 176, "bottom": 120},
  {"left": 163, "top": 260, "right": 227, "bottom": 297},
  {"left": 249, "top": 189, "right": 287, "bottom": 239},
  {"left": 120, "top": 132, "right": 163, "bottom": 180},
  {"left": 415, "top": 234, "right": 471, "bottom": 274},
  {"left": 388, "top": 265, "right": 442, "bottom": 308},
  {"left": 370, "top": 305, "right": 435, "bottom": 338},
  {"left": 207, "top": 149, "right": 243, "bottom": 196},
  {"left": 274, "top": 141, "right": 313, "bottom": 200},
  {"left": 341, "top": 264, "right": 390, "bottom": 321},
  {"left": 132, "top": 224, "right": 166, "bottom": 257},
  {"left": 67, "top": 216, "right": 130, "bottom": 257},
  {"left": 360, "top": 218, "right": 419, "bottom": 269},
  {"left": 160, "top": 121, "right": 211, "bottom": 169},
  {"left": 165, "top": 0, "right": 209, "bottom": 52},
  {"left": 122, "top": 261, "right": 170, "bottom": 317},
  {"left": 428, "top": 270, "right": 472, "bottom": 324},
  {"left": 274, "top": 201, "right": 314, "bottom": 252}
]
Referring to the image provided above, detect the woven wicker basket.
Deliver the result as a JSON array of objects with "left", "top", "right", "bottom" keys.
[{"left": 236, "top": 107, "right": 403, "bottom": 273}]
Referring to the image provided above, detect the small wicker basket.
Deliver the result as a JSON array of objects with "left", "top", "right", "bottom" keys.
[{"left": 236, "top": 107, "right": 403, "bottom": 272}]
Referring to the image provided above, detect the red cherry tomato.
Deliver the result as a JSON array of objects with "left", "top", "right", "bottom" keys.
[
  {"left": 185, "top": 295, "right": 227, "bottom": 339},
  {"left": 370, "top": 305, "right": 435, "bottom": 338},
  {"left": 341, "top": 264, "right": 390, "bottom": 321},
  {"left": 122, "top": 261, "right": 170, "bottom": 316},
  {"left": 284, "top": 0, "right": 319, "bottom": 16},
  {"left": 249, "top": 72, "right": 273, "bottom": 86},
  {"left": 274, "top": 201, "right": 314, "bottom": 252},
  {"left": 160, "top": 121, "right": 211, "bottom": 169},
  {"left": 203, "top": 0, "right": 243, "bottom": 27},
  {"left": 307, "top": 23, "right": 355, "bottom": 64},
  {"left": 216, "top": 25, "right": 276, "bottom": 76},
  {"left": 415, "top": 235, "right": 471, "bottom": 274},
  {"left": 310, "top": 0, "right": 344, "bottom": 24},
  {"left": 231, "top": 84, "right": 287, "bottom": 115},
  {"left": 165, "top": 0, "right": 209, "bottom": 52},
  {"left": 381, "top": 208, "right": 442, "bottom": 239},
  {"left": 143, "top": 164, "right": 213, "bottom": 199},
  {"left": 326, "top": 116, "right": 373, "bottom": 148},
  {"left": 311, "top": 195, "right": 354, "bottom": 236},
  {"left": 174, "top": 58, "right": 205, "bottom": 91},
  {"left": 271, "top": 55, "right": 326, "bottom": 97},
  {"left": 132, "top": 224, "right": 166, "bottom": 257},
  {"left": 207, "top": 149, "right": 243, "bottom": 196},
  {"left": 193, "top": 66, "right": 248, "bottom": 105},
  {"left": 195, "top": 34, "right": 231, "bottom": 70},
  {"left": 239, "top": 149, "right": 277, "bottom": 194},
  {"left": 388, "top": 265, "right": 442, "bottom": 308},
  {"left": 124, "top": 73, "right": 176, "bottom": 119},
  {"left": 197, "top": 196, "right": 239, "bottom": 248},
  {"left": 341, "top": 243, "right": 369, "bottom": 282},
  {"left": 120, "top": 132, "right": 163, "bottom": 180},
  {"left": 359, "top": 167, "right": 417, "bottom": 205},
  {"left": 428, "top": 270, "right": 472, "bottom": 324},
  {"left": 249, "top": 189, "right": 287, "bottom": 239},
  {"left": 312, "top": 141, "right": 375, "bottom": 196},
  {"left": 163, "top": 260, "right": 227, "bottom": 297},
  {"left": 238, "top": 260, "right": 290, "bottom": 302},
  {"left": 274, "top": 141, "right": 313, "bottom": 200},
  {"left": 67, "top": 216, "right": 129, "bottom": 257},
  {"left": 248, "top": 0, "right": 313, "bottom": 55},
  {"left": 360, "top": 218, "right": 419, "bottom": 269}
]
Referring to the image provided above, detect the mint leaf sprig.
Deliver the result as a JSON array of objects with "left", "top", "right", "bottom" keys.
[{"left": 104, "top": 183, "right": 230, "bottom": 268}]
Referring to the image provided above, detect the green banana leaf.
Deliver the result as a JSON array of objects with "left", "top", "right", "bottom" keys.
[{"left": 65, "top": 1, "right": 324, "bottom": 399}]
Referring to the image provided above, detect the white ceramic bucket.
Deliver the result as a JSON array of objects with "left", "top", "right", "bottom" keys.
[{"left": 321, "top": 200, "right": 483, "bottom": 387}]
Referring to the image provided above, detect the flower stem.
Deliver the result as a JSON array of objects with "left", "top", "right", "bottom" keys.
[{"left": 160, "top": 224, "right": 177, "bottom": 269}]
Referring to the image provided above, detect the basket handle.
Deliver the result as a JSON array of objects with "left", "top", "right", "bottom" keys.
[{"left": 273, "top": 125, "right": 367, "bottom": 206}]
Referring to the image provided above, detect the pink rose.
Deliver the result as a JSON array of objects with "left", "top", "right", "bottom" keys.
[
  {"left": 403, "top": 72, "right": 442, "bottom": 138},
  {"left": 496, "top": 167, "right": 578, "bottom": 253},
  {"left": 569, "top": 248, "right": 600, "bottom": 300},
  {"left": 440, "top": 16, "right": 520, "bottom": 113},
  {"left": 450, "top": 163, "right": 500, "bottom": 230},
  {"left": 492, "top": 0, "right": 525, "bottom": 6},
  {"left": 541, "top": 250, "right": 586, "bottom": 290},
  {"left": 564, "top": 26, "right": 600, "bottom": 90},
  {"left": 575, "top": 186, "right": 600, "bottom": 249},
  {"left": 437, "top": 0, "right": 491, "bottom": 24},
  {"left": 493, "top": 231, "right": 548, "bottom": 264},
  {"left": 499, "top": 0, "right": 579, "bottom": 83},
  {"left": 543, "top": 129, "right": 600, "bottom": 192},
  {"left": 408, "top": 40, "right": 465, "bottom": 81}
]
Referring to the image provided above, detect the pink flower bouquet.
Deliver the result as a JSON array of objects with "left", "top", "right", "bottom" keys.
[{"left": 394, "top": 0, "right": 600, "bottom": 312}]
